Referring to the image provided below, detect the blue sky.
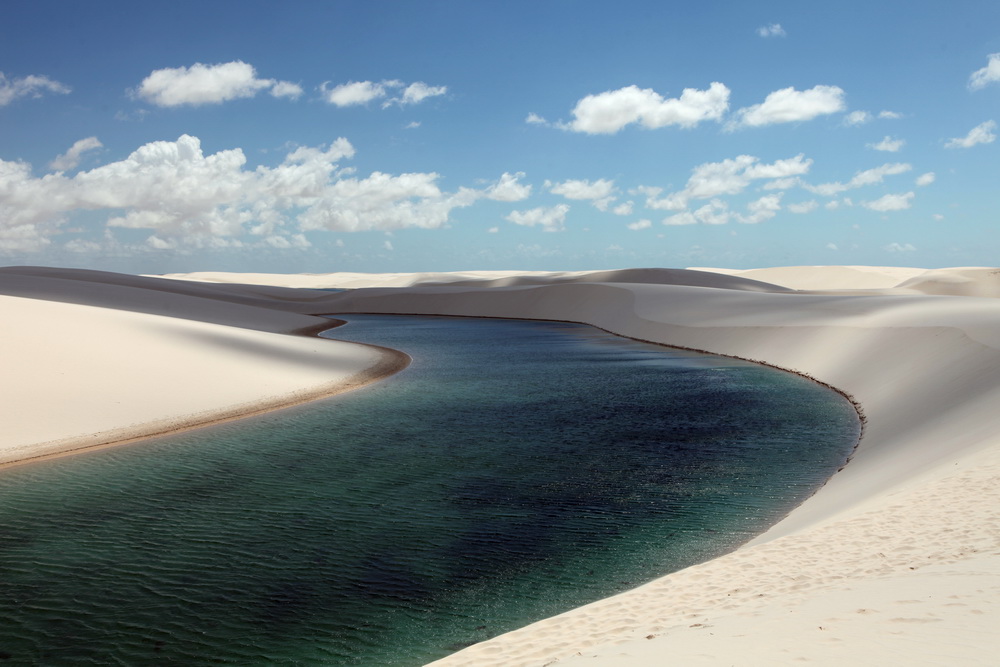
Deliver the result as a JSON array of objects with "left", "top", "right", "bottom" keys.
[{"left": 2, "top": 1, "right": 999, "bottom": 274}]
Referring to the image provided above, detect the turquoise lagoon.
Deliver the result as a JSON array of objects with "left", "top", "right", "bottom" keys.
[{"left": 0, "top": 315, "right": 859, "bottom": 665}]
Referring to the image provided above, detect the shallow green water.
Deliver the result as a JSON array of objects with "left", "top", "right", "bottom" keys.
[{"left": 0, "top": 315, "right": 858, "bottom": 665}]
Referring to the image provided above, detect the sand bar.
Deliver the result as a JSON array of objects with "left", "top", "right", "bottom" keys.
[{"left": 4, "top": 264, "right": 1000, "bottom": 664}]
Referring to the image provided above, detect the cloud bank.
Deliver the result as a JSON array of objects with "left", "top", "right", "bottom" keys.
[{"left": 0, "top": 135, "right": 490, "bottom": 252}]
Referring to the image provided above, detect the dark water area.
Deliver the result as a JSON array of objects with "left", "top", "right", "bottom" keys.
[{"left": 0, "top": 315, "right": 859, "bottom": 665}]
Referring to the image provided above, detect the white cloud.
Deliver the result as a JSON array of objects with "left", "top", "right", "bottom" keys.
[
  {"left": 916, "top": 172, "right": 935, "bottom": 187},
  {"left": 788, "top": 200, "right": 818, "bottom": 214},
  {"left": 485, "top": 172, "right": 531, "bottom": 201},
  {"left": 663, "top": 211, "right": 697, "bottom": 226},
  {"left": 506, "top": 204, "right": 570, "bottom": 232},
  {"left": 383, "top": 240, "right": 394, "bottom": 251},
  {"left": 398, "top": 82, "right": 447, "bottom": 105},
  {"left": 0, "top": 72, "right": 70, "bottom": 106},
  {"left": 685, "top": 153, "right": 811, "bottom": 200},
  {"left": 945, "top": 120, "right": 996, "bottom": 148},
  {"left": 0, "top": 134, "right": 494, "bottom": 252},
  {"left": 868, "top": 136, "right": 904, "bottom": 152},
  {"left": 135, "top": 61, "right": 290, "bottom": 107},
  {"left": 270, "top": 81, "right": 303, "bottom": 100},
  {"left": 884, "top": 242, "right": 916, "bottom": 253},
  {"left": 739, "top": 193, "right": 783, "bottom": 224},
  {"left": 693, "top": 199, "right": 731, "bottom": 225},
  {"left": 969, "top": 54, "right": 1000, "bottom": 90},
  {"left": 487, "top": 226, "right": 499, "bottom": 233},
  {"left": 862, "top": 191, "right": 915, "bottom": 212},
  {"left": 762, "top": 176, "right": 801, "bottom": 190},
  {"left": 826, "top": 242, "right": 839, "bottom": 250},
  {"left": 566, "top": 82, "right": 730, "bottom": 134},
  {"left": 743, "top": 154, "right": 813, "bottom": 179},
  {"left": 548, "top": 178, "right": 616, "bottom": 200},
  {"left": 757, "top": 23, "right": 786, "bottom": 37},
  {"left": 844, "top": 109, "right": 902, "bottom": 126},
  {"left": 321, "top": 79, "right": 447, "bottom": 108},
  {"left": 405, "top": 121, "right": 421, "bottom": 129},
  {"left": 636, "top": 185, "right": 688, "bottom": 211},
  {"left": 933, "top": 214, "right": 944, "bottom": 221},
  {"left": 843, "top": 110, "right": 872, "bottom": 126},
  {"left": 613, "top": 201, "right": 634, "bottom": 216},
  {"left": 49, "top": 137, "right": 103, "bottom": 171},
  {"left": 525, "top": 112, "right": 548, "bottom": 125},
  {"left": 627, "top": 219, "right": 652, "bottom": 230},
  {"left": 729, "top": 85, "right": 845, "bottom": 129},
  {"left": 806, "top": 162, "right": 911, "bottom": 196},
  {"left": 322, "top": 80, "right": 386, "bottom": 106}
]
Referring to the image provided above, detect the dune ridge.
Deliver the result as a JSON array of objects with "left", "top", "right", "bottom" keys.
[{"left": 3, "top": 264, "right": 1000, "bottom": 664}]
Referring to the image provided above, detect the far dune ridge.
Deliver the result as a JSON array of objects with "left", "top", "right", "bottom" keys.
[{"left": 2, "top": 264, "right": 1000, "bottom": 665}]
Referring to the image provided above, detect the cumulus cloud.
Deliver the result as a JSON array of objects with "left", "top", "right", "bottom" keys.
[
  {"left": 685, "top": 153, "right": 811, "bottom": 201},
  {"left": 525, "top": 112, "right": 548, "bottom": 125},
  {"left": 729, "top": 85, "right": 845, "bottom": 129},
  {"left": 879, "top": 110, "right": 903, "bottom": 120},
  {"left": 321, "top": 79, "right": 447, "bottom": 107},
  {"left": 548, "top": 178, "right": 616, "bottom": 201},
  {"left": 969, "top": 54, "right": 1000, "bottom": 90},
  {"left": 270, "top": 81, "right": 304, "bottom": 100},
  {"left": 613, "top": 201, "right": 634, "bottom": 216},
  {"left": 868, "top": 136, "right": 904, "bottom": 152},
  {"left": 662, "top": 211, "right": 697, "bottom": 226},
  {"left": 862, "top": 191, "right": 915, "bottom": 212},
  {"left": 884, "top": 242, "right": 916, "bottom": 253},
  {"left": 49, "top": 137, "right": 103, "bottom": 171},
  {"left": 916, "top": 172, "right": 935, "bottom": 186},
  {"left": 0, "top": 134, "right": 492, "bottom": 253},
  {"left": 322, "top": 80, "right": 387, "bottom": 106},
  {"left": 757, "top": 23, "right": 786, "bottom": 37},
  {"left": 565, "top": 82, "right": 730, "bottom": 134},
  {"left": 506, "top": 204, "right": 570, "bottom": 232},
  {"left": 135, "top": 61, "right": 298, "bottom": 107},
  {"left": 627, "top": 219, "right": 652, "bottom": 230},
  {"left": 788, "top": 200, "right": 818, "bottom": 214},
  {"left": 398, "top": 82, "right": 447, "bottom": 105},
  {"left": 485, "top": 172, "right": 532, "bottom": 201},
  {"left": 0, "top": 72, "right": 70, "bottom": 106},
  {"left": 945, "top": 120, "right": 996, "bottom": 148},
  {"left": 739, "top": 193, "right": 783, "bottom": 224},
  {"left": 636, "top": 153, "right": 810, "bottom": 222}
]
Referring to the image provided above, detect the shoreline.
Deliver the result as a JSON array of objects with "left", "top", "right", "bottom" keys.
[{"left": 0, "top": 336, "right": 410, "bottom": 472}]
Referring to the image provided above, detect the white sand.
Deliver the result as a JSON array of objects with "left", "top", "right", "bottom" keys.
[
  {"left": 0, "top": 266, "right": 407, "bottom": 465},
  {"left": 4, "top": 264, "right": 1000, "bottom": 664}
]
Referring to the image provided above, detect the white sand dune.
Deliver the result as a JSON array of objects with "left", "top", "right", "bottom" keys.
[
  {"left": 4, "top": 264, "right": 1000, "bottom": 664},
  {"left": 0, "top": 266, "right": 407, "bottom": 465},
  {"left": 688, "top": 265, "right": 929, "bottom": 290}
]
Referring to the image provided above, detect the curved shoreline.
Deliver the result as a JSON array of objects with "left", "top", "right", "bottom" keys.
[
  {"left": 0, "top": 339, "right": 410, "bottom": 472},
  {"left": 312, "top": 279, "right": 1000, "bottom": 666}
]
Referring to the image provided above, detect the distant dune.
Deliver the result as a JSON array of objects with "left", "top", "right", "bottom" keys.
[{"left": 3, "top": 264, "right": 1000, "bottom": 665}]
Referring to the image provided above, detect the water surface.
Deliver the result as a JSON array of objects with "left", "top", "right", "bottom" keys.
[{"left": 0, "top": 315, "right": 858, "bottom": 665}]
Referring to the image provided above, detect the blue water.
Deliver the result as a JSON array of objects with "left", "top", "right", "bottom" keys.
[{"left": 0, "top": 315, "right": 858, "bottom": 665}]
